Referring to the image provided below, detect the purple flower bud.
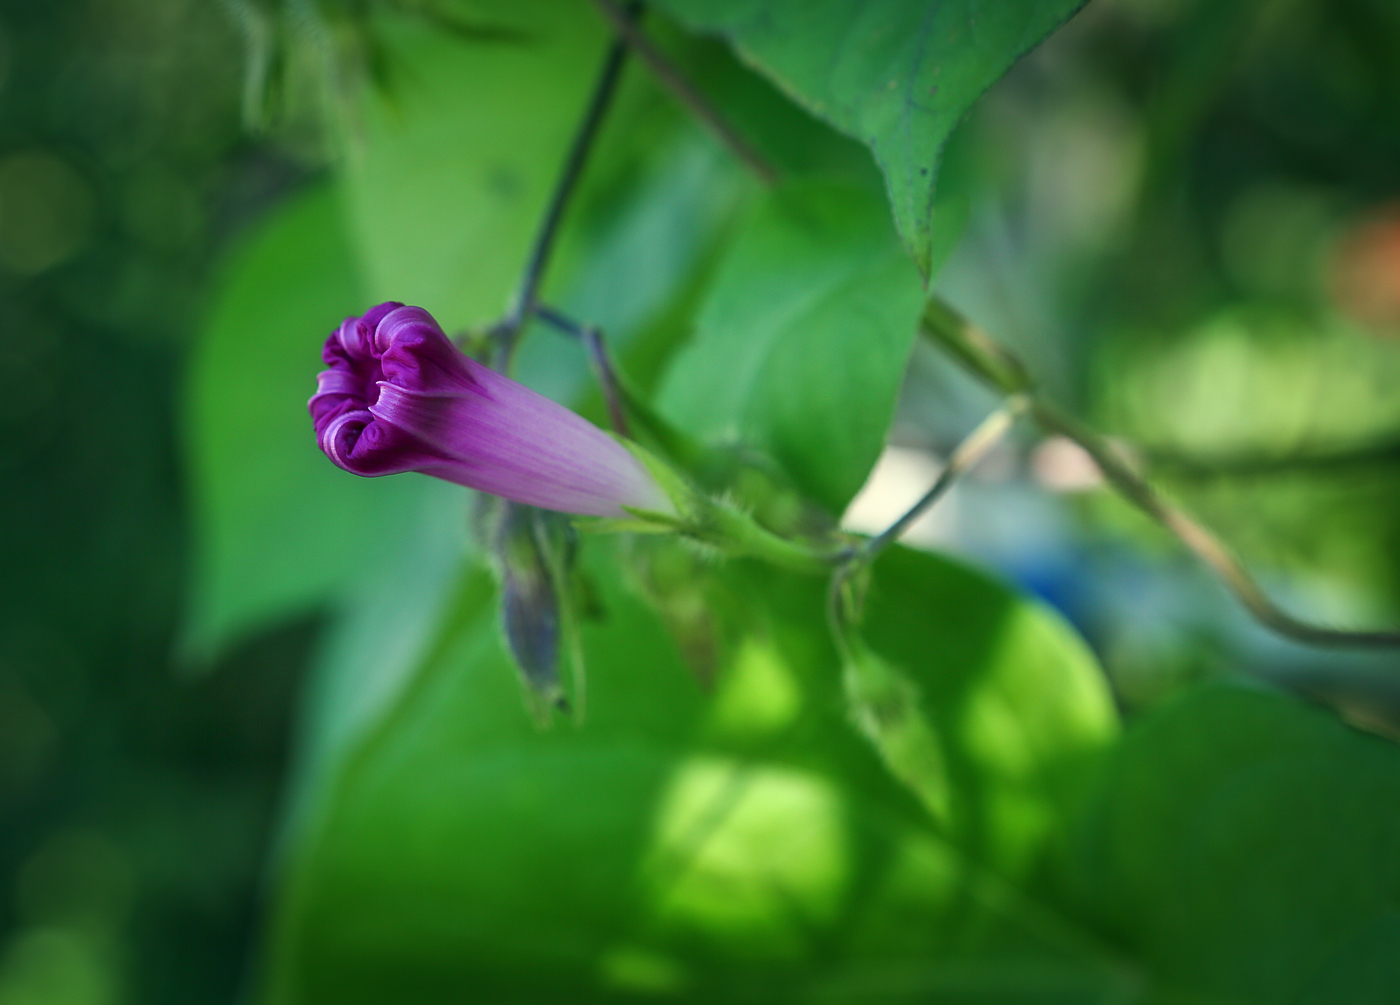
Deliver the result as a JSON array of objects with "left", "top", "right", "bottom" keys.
[{"left": 309, "top": 302, "right": 671, "bottom": 518}]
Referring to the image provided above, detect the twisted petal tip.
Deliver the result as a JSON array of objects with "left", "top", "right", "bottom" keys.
[{"left": 309, "top": 302, "right": 671, "bottom": 518}]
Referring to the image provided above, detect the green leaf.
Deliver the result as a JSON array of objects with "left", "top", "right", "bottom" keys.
[
  {"left": 340, "top": 5, "right": 705, "bottom": 336},
  {"left": 182, "top": 184, "right": 442, "bottom": 660},
  {"left": 278, "top": 487, "right": 471, "bottom": 849},
  {"left": 657, "top": 181, "right": 932, "bottom": 514},
  {"left": 339, "top": 9, "right": 751, "bottom": 411},
  {"left": 338, "top": 6, "right": 606, "bottom": 329},
  {"left": 261, "top": 545, "right": 1120, "bottom": 1001},
  {"left": 512, "top": 125, "right": 751, "bottom": 407},
  {"left": 1071, "top": 682, "right": 1400, "bottom": 1003},
  {"left": 847, "top": 547, "right": 1119, "bottom": 879},
  {"left": 654, "top": 0, "right": 1087, "bottom": 275}
]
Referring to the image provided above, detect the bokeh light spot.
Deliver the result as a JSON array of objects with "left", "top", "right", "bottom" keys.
[
  {"left": 0, "top": 927, "right": 116, "bottom": 1005},
  {"left": 707, "top": 639, "right": 801, "bottom": 738},
  {"left": 0, "top": 151, "right": 95, "bottom": 276},
  {"left": 645, "top": 757, "right": 848, "bottom": 957}
]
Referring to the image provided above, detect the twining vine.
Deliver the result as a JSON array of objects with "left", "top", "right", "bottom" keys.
[{"left": 481, "top": 1, "right": 1400, "bottom": 654}]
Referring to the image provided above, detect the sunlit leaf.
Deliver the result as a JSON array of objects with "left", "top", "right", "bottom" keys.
[{"left": 261, "top": 545, "right": 1120, "bottom": 1001}]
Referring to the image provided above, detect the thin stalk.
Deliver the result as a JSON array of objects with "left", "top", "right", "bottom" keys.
[
  {"left": 1146, "top": 438, "right": 1400, "bottom": 479},
  {"left": 704, "top": 501, "right": 839, "bottom": 574},
  {"left": 1034, "top": 400, "right": 1400, "bottom": 649},
  {"left": 533, "top": 304, "right": 627, "bottom": 436},
  {"left": 581, "top": 326, "right": 630, "bottom": 437},
  {"left": 922, "top": 297, "right": 1400, "bottom": 651},
  {"left": 534, "top": 302, "right": 588, "bottom": 338},
  {"left": 589, "top": 0, "right": 777, "bottom": 184},
  {"left": 493, "top": 5, "right": 638, "bottom": 363},
  {"left": 861, "top": 396, "right": 1028, "bottom": 562},
  {"left": 536, "top": 304, "right": 709, "bottom": 469}
]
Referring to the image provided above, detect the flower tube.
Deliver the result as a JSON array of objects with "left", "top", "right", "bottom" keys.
[{"left": 309, "top": 302, "right": 671, "bottom": 518}]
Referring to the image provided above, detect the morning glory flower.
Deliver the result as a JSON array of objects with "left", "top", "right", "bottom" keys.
[{"left": 309, "top": 302, "right": 671, "bottom": 518}]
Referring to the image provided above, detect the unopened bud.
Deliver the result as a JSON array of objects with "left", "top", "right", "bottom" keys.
[{"left": 481, "top": 498, "right": 582, "bottom": 721}]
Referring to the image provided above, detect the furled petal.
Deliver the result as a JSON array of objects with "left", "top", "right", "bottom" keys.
[{"left": 309, "top": 303, "right": 671, "bottom": 518}]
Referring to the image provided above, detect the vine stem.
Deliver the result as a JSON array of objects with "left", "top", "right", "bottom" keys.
[
  {"left": 829, "top": 395, "right": 1028, "bottom": 645},
  {"left": 492, "top": 4, "right": 639, "bottom": 365},
  {"left": 581, "top": 327, "right": 630, "bottom": 437},
  {"left": 860, "top": 396, "right": 1028, "bottom": 563},
  {"left": 588, "top": 0, "right": 778, "bottom": 184},
  {"left": 535, "top": 304, "right": 630, "bottom": 437},
  {"left": 922, "top": 297, "right": 1400, "bottom": 651},
  {"left": 1146, "top": 437, "right": 1400, "bottom": 478}
]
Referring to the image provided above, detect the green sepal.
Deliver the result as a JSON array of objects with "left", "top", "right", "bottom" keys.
[
  {"left": 618, "top": 437, "right": 704, "bottom": 521},
  {"left": 575, "top": 509, "right": 685, "bottom": 537}
]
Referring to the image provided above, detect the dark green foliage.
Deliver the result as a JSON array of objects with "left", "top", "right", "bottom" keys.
[
  {"left": 10, "top": 0, "right": 1400, "bottom": 1001},
  {"left": 1073, "top": 683, "right": 1400, "bottom": 1004}
]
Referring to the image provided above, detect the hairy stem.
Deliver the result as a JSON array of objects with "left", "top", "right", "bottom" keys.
[
  {"left": 922, "top": 297, "right": 1400, "bottom": 650},
  {"left": 589, "top": 0, "right": 777, "bottom": 184}
]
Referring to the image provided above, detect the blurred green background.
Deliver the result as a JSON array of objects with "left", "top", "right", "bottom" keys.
[
  {"left": 0, "top": 0, "right": 308, "bottom": 1002},
  {"left": 2, "top": 0, "right": 1399, "bottom": 1002}
]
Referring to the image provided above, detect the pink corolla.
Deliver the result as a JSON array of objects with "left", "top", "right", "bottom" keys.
[{"left": 309, "top": 302, "right": 670, "bottom": 518}]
